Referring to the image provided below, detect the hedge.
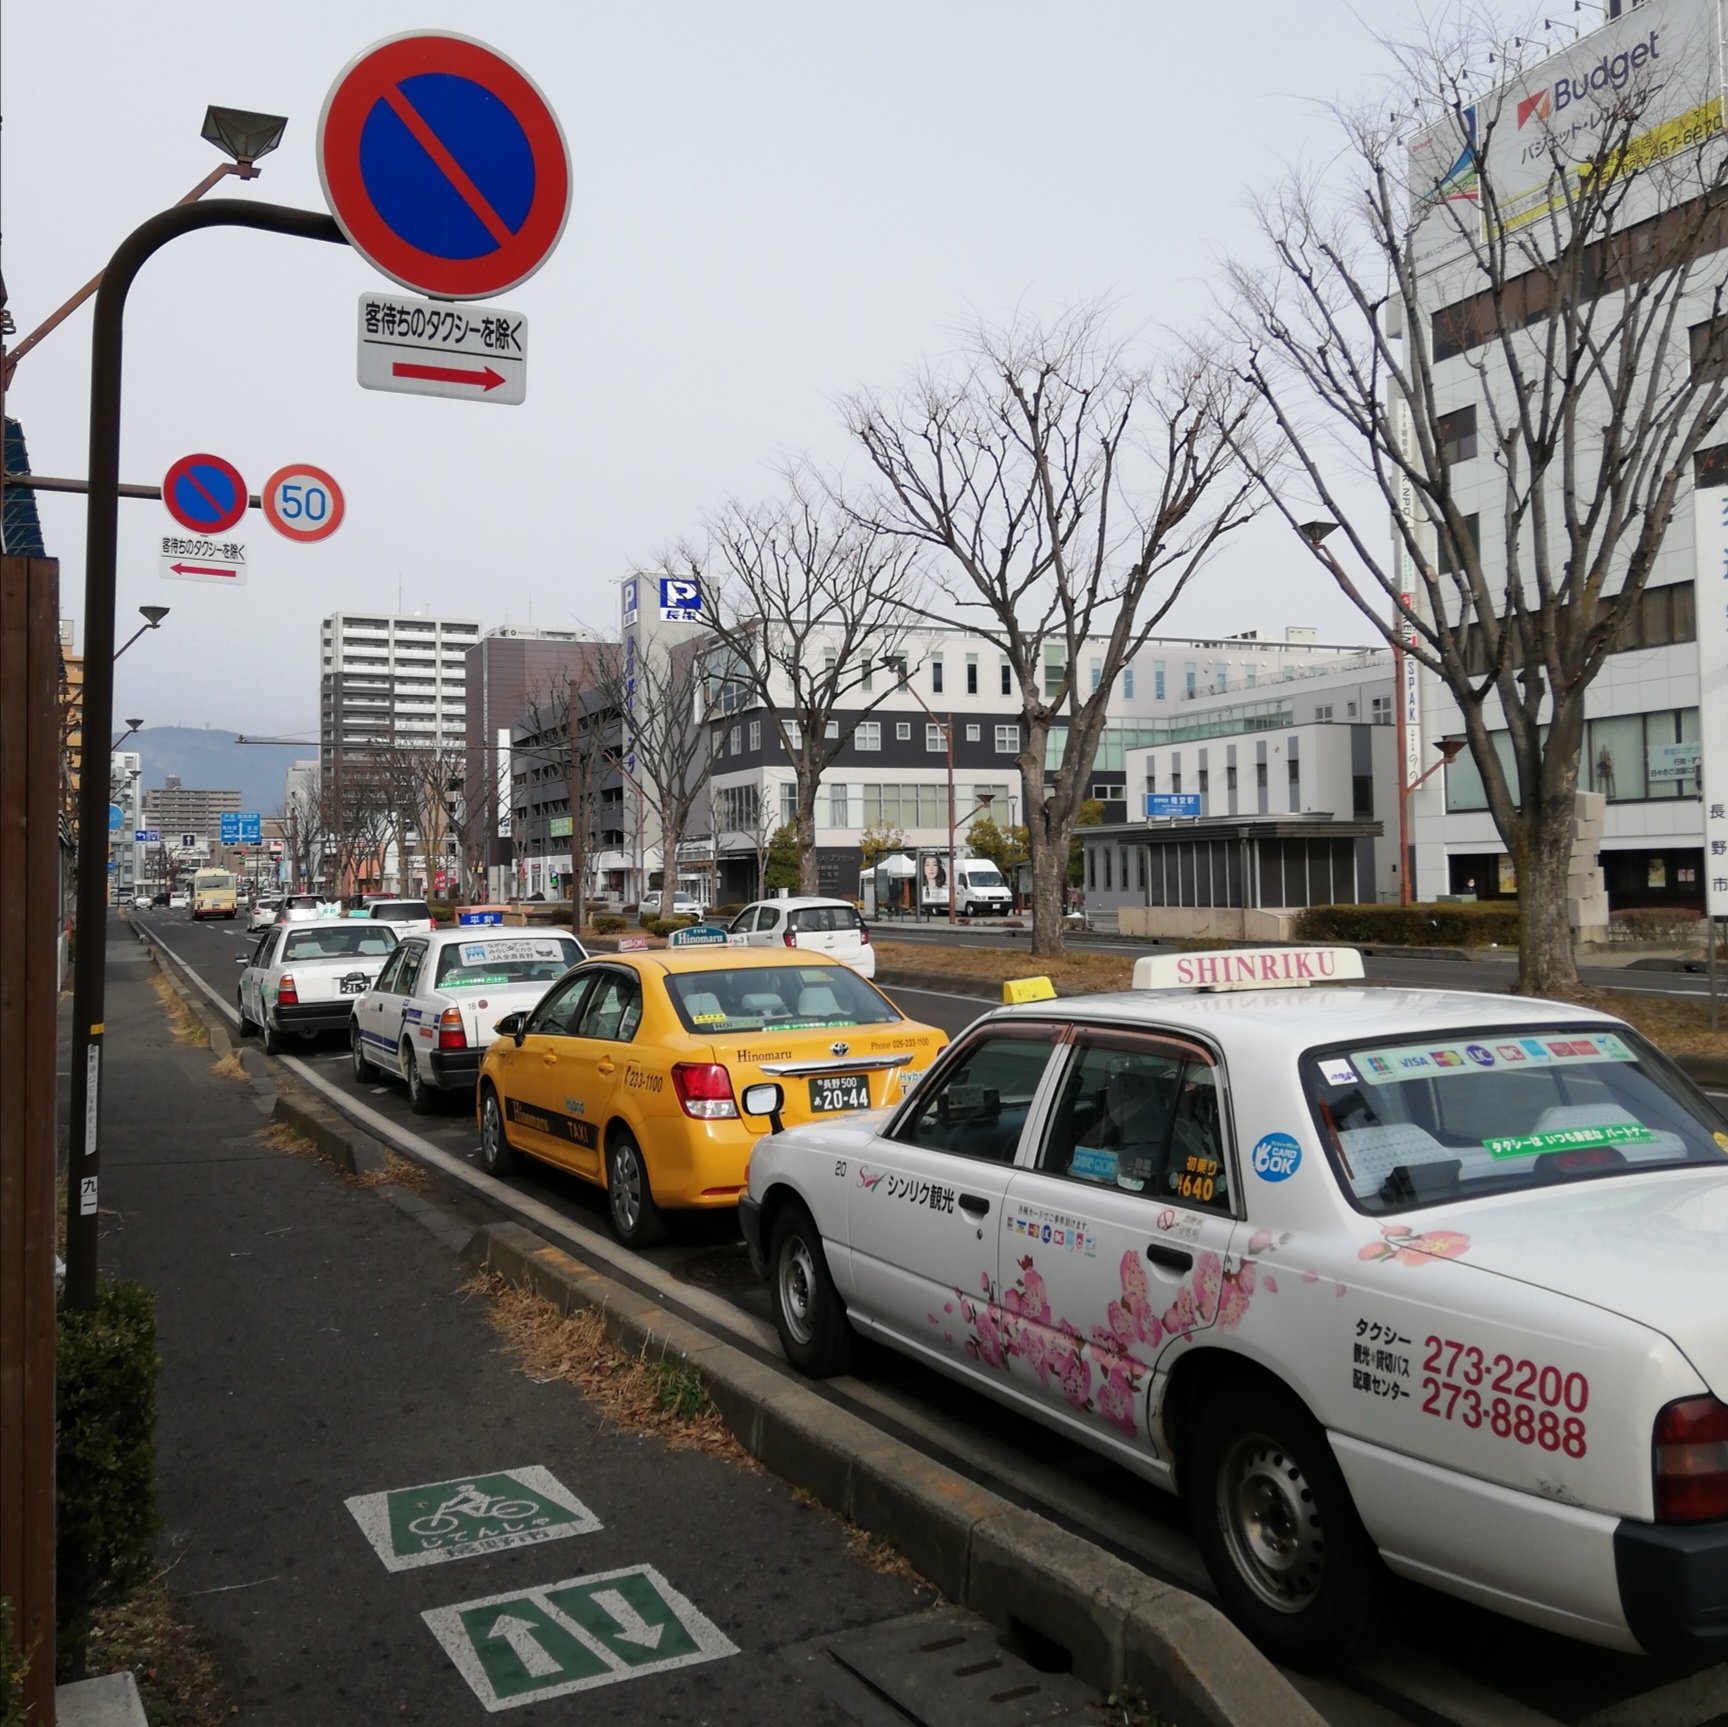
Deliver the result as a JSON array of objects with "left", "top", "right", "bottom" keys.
[
  {"left": 593, "top": 916, "right": 627, "bottom": 936},
  {"left": 1292, "top": 901, "right": 1522, "bottom": 948},
  {"left": 57, "top": 1280, "right": 159, "bottom": 1678}
]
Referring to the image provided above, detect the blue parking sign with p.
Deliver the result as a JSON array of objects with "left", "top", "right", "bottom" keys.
[{"left": 658, "top": 578, "right": 702, "bottom": 621}]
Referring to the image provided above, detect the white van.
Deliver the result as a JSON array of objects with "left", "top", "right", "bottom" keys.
[{"left": 919, "top": 857, "right": 1013, "bottom": 917}]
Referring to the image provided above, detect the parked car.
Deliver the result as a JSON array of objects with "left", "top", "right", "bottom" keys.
[
  {"left": 358, "top": 897, "right": 436, "bottom": 936},
  {"left": 236, "top": 918, "right": 398, "bottom": 1055},
  {"left": 742, "top": 943, "right": 1728, "bottom": 1669},
  {"left": 248, "top": 896, "right": 282, "bottom": 933},
  {"left": 727, "top": 897, "right": 875, "bottom": 978},
  {"left": 639, "top": 891, "right": 704, "bottom": 920},
  {"left": 168, "top": 891, "right": 188, "bottom": 910},
  {"left": 277, "top": 894, "right": 327, "bottom": 923},
  {"left": 351, "top": 926, "right": 586, "bottom": 1112},
  {"left": 477, "top": 947, "right": 946, "bottom": 1246},
  {"left": 150, "top": 891, "right": 172, "bottom": 908}
]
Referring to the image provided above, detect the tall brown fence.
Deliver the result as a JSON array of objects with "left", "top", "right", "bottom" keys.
[{"left": 1, "top": 553, "right": 61, "bottom": 1719}]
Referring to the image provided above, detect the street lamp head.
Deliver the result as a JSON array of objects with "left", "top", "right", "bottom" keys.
[
  {"left": 1298, "top": 520, "right": 1338, "bottom": 547},
  {"left": 1436, "top": 737, "right": 1466, "bottom": 765},
  {"left": 201, "top": 106, "right": 288, "bottom": 175},
  {"left": 139, "top": 605, "right": 169, "bottom": 628},
  {"left": 124, "top": 717, "right": 144, "bottom": 732}
]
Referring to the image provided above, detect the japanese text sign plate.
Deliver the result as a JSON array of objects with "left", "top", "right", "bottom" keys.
[
  {"left": 422, "top": 1563, "right": 736, "bottom": 1710},
  {"left": 318, "top": 32, "right": 571, "bottom": 300},
  {"left": 357, "top": 292, "right": 527, "bottom": 403},
  {"left": 159, "top": 536, "right": 247, "bottom": 586},
  {"left": 345, "top": 1465, "right": 601, "bottom": 1573}
]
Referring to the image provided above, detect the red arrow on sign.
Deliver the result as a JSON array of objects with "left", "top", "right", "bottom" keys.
[
  {"left": 168, "top": 562, "right": 240, "bottom": 579},
  {"left": 391, "top": 361, "right": 506, "bottom": 391}
]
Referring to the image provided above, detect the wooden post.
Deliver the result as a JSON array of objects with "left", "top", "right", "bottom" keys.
[{"left": 1, "top": 554, "right": 62, "bottom": 1720}]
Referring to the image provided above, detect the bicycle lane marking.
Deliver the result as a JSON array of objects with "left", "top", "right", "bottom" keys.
[
  {"left": 346, "top": 1465, "right": 602, "bottom": 1573},
  {"left": 142, "top": 926, "right": 778, "bottom": 1353}
]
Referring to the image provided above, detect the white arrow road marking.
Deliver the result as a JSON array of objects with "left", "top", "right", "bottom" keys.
[
  {"left": 487, "top": 1613, "right": 561, "bottom": 1678},
  {"left": 590, "top": 1589, "right": 664, "bottom": 1649}
]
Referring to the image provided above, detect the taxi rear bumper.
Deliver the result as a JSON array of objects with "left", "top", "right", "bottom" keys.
[{"left": 1616, "top": 1518, "right": 1728, "bottom": 1653}]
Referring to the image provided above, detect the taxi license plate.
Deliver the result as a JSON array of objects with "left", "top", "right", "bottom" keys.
[
  {"left": 340, "top": 975, "right": 367, "bottom": 995},
  {"left": 809, "top": 1074, "right": 870, "bottom": 1113}
]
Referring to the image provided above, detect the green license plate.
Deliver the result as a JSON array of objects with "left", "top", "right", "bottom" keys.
[{"left": 809, "top": 1074, "right": 871, "bottom": 1113}]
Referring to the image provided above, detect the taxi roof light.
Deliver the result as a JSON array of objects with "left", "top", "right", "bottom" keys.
[
  {"left": 1003, "top": 976, "right": 1056, "bottom": 1005},
  {"left": 1132, "top": 945, "right": 1365, "bottom": 993}
]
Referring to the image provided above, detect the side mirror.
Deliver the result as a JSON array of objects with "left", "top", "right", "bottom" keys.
[
  {"left": 494, "top": 1011, "right": 527, "bottom": 1045},
  {"left": 235, "top": 954, "right": 248, "bottom": 965},
  {"left": 740, "top": 1081, "right": 786, "bottom": 1135}
]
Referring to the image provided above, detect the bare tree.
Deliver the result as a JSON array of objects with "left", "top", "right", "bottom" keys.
[
  {"left": 676, "top": 470, "right": 921, "bottom": 895},
  {"left": 513, "top": 674, "right": 607, "bottom": 911},
  {"left": 317, "top": 764, "right": 391, "bottom": 900},
  {"left": 845, "top": 307, "right": 1258, "bottom": 955},
  {"left": 1225, "top": 9, "right": 1728, "bottom": 991},
  {"left": 586, "top": 637, "right": 709, "bottom": 910}
]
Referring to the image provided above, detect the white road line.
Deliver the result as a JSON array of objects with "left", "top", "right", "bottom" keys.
[{"left": 142, "top": 928, "right": 777, "bottom": 1355}]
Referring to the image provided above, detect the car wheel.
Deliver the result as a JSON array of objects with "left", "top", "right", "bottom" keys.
[
  {"left": 352, "top": 1022, "right": 377, "bottom": 1081},
  {"left": 479, "top": 1085, "right": 520, "bottom": 1176},
  {"left": 605, "top": 1130, "right": 666, "bottom": 1247},
  {"left": 1184, "top": 1377, "right": 1382, "bottom": 1671},
  {"left": 769, "top": 1199, "right": 853, "bottom": 1377},
  {"left": 401, "top": 1039, "right": 434, "bottom": 1114},
  {"left": 236, "top": 993, "right": 255, "bottom": 1038},
  {"left": 262, "top": 1016, "right": 285, "bottom": 1057}
]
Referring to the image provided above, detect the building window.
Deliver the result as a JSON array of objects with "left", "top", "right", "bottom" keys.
[
  {"left": 1103, "top": 848, "right": 1112, "bottom": 889},
  {"left": 966, "top": 654, "right": 979, "bottom": 695},
  {"left": 1256, "top": 762, "right": 1268, "bottom": 790},
  {"left": 896, "top": 721, "right": 912, "bottom": 741},
  {"left": 1370, "top": 695, "right": 1393, "bottom": 724},
  {"left": 1315, "top": 704, "right": 1333, "bottom": 722},
  {"left": 1288, "top": 759, "right": 1300, "bottom": 804},
  {"left": 1353, "top": 775, "right": 1374, "bottom": 819},
  {"left": 1138, "top": 849, "right": 1147, "bottom": 889},
  {"left": 1215, "top": 664, "right": 1228, "bottom": 692},
  {"left": 1438, "top": 403, "right": 1478, "bottom": 464},
  {"left": 828, "top": 783, "right": 850, "bottom": 827},
  {"left": 1692, "top": 316, "right": 1728, "bottom": 378},
  {"left": 1171, "top": 766, "right": 1182, "bottom": 795},
  {"left": 713, "top": 728, "right": 725, "bottom": 755},
  {"left": 1123, "top": 665, "right": 1135, "bottom": 699},
  {"left": 926, "top": 723, "right": 947, "bottom": 752},
  {"left": 1044, "top": 648, "right": 1066, "bottom": 699},
  {"left": 931, "top": 659, "right": 944, "bottom": 694},
  {"left": 729, "top": 725, "right": 741, "bottom": 754},
  {"left": 780, "top": 783, "right": 797, "bottom": 824},
  {"left": 1436, "top": 513, "right": 1482, "bottom": 578},
  {"left": 1087, "top": 846, "right": 1096, "bottom": 889},
  {"left": 748, "top": 719, "right": 761, "bottom": 750},
  {"left": 784, "top": 719, "right": 802, "bottom": 750},
  {"left": 1154, "top": 662, "right": 1166, "bottom": 700},
  {"left": 1197, "top": 768, "right": 1209, "bottom": 801},
  {"left": 994, "top": 724, "right": 1020, "bottom": 754},
  {"left": 1184, "top": 662, "right": 1197, "bottom": 696},
  {"left": 1226, "top": 764, "right": 1238, "bottom": 791},
  {"left": 965, "top": 723, "right": 981, "bottom": 741},
  {"left": 1090, "top": 658, "right": 1102, "bottom": 692},
  {"left": 823, "top": 649, "right": 837, "bottom": 675},
  {"left": 1346, "top": 702, "right": 1358, "bottom": 718},
  {"left": 1246, "top": 665, "right": 1257, "bottom": 688},
  {"left": 856, "top": 720, "right": 881, "bottom": 751},
  {"left": 825, "top": 719, "right": 840, "bottom": 740},
  {"left": 861, "top": 661, "right": 873, "bottom": 692},
  {"left": 889, "top": 654, "right": 908, "bottom": 685},
  {"left": 1001, "top": 659, "right": 1012, "bottom": 696}
]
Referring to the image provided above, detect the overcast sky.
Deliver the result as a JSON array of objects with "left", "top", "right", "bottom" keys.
[{"left": 4, "top": 0, "right": 1493, "bottom": 738}]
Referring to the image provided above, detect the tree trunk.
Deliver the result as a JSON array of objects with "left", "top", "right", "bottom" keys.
[
  {"left": 1020, "top": 733, "right": 1068, "bottom": 959},
  {"left": 796, "top": 769, "right": 820, "bottom": 896},
  {"left": 1516, "top": 800, "right": 1582, "bottom": 995}
]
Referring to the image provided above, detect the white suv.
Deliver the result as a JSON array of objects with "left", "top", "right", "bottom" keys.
[{"left": 727, "top": 897, "right": 874, "bottom": 977}]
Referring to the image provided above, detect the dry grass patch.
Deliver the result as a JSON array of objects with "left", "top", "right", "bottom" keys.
[
  {"left": 259, "top": 1122, "right": 314, "bottom": 1158},
  {"left": 875, "top": 939, "right": 1131, "bottom": 998},
  {"left": 468, "top": 1273, "right": 749, "bottom": 1462},
  {"left": 148, "top": 972, "right": 205, "bottom": 1046},
  {"left": 209, "top": 1051, "right": 248, "bottom": 1082},
  {"left": 351, "top": 1149, "right": 435, "bottom": 1191},
  {"left": 83, "top": 1575, "right": 231, "bottom": 1727},
  {"left": 1563, "top": 984, "right": 1728, "bottom": 1058}
]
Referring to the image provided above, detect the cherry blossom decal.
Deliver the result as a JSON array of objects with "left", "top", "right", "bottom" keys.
[{"left": 1358, "top": 1222, "right": 1471, "bottom": 1266}]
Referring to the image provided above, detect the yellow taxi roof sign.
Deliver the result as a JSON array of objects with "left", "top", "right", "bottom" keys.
[{"left": 1003, "top": 975, "right": 1057, "bottom": 1005}]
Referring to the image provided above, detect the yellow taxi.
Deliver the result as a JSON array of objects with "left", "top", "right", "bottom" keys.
[{"left": 475, "top": 946, "right": 948, "bottom": 1245}]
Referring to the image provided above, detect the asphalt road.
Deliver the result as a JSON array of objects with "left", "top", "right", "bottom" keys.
[{"left": 132, "top": 908, "right": 1728, "bottom": 1727}]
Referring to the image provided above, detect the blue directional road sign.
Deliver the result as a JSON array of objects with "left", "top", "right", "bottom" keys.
[
  {"left": 135, "top": 829, "right": 161, "bottom": 845},
  {"left": 1146, "top": 793, "right": 1202, "bottom": 819},
  {"left": 220, "top": 812, "right": 263, "bottom": 845}
]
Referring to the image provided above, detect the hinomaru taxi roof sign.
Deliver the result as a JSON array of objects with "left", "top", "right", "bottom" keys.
[{"left": 1133, "top": 946, "right": 1365, "bottom": 993}]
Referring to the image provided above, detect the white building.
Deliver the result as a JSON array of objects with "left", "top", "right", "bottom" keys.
[
  {"left": 1403, "top": 0, "right": 1719, "bottom": 925},
  {"left": 111, "top": 749, "right": 142, "bottom": 900}
]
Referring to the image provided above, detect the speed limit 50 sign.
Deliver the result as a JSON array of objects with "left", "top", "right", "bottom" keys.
[{"left": 262, "top": 464, "right": 345, "bottom": 542}]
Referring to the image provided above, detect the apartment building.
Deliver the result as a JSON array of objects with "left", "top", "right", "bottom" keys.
[{"left": 319, "top": 611, "right": 479, "bottom": 778}]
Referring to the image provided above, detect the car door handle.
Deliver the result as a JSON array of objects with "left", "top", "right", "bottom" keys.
[
  {"left": 1146, "top": 1242, "right": 1193, "bottom": 1273},
  {"left": 541, "top": 1053, "right": 558, "bottom": 1067},
  {"left": 596, "top": 1056, "right": 616, "bottom": 1075},
  {"left": 958, "top": 1193, "right": 991, "bottom": 1217}
]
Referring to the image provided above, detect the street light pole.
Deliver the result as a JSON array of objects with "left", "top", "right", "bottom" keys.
[{"left": 65, "top": 197, "right": 346, "bottom": 1313}]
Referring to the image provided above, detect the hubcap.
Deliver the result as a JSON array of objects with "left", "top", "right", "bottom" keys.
[
  {"left": 1216, "top": 1431, "right": 1325, "bottom": 1613},
  {"left": 482, "top": 1098, "right": 500, "bottom": 1164},
  {"left": 777, "top": 1234, "right": 818, "bottom": 1346},
  {"left": 402, "top": 1045, "right": 418, "bottom": 1093},
  {"left": 611, "top": 1143, "right": 641, "bottom": 1232}
]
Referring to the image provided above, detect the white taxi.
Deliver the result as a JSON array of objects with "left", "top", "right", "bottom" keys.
[
  {"left": 739, "top": 946, "right": 1728, "bottom": 1669},
  {"left": 350, "top": 926, "right": 586, "bottom": 1112}
]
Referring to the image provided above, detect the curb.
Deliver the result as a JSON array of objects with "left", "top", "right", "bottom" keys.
[{"left": 461, "top": 1222, "right": 1323, "bottom": 1727}]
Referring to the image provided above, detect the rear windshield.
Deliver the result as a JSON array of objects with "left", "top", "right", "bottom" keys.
[
  {"left": 436, "top": 936, "right": 582, "bottom": 989},
  {"left": 789, "top": 906, "right": 863, "bottom": 934},
  {"left": 195, "top": 873, "right": 236, "bottom": 891},
  {"left": 370, "top": 901, "right": 431, "bottom": 922},
  {"left": 665, "top": 963, "right": 901, "bottom": 1034},
  {"left": 282, "top": 927, "right": 398, "bottom": 961},
  {"left": 1303, "top": 1023, "right": 1728, "bottom": 1214}
]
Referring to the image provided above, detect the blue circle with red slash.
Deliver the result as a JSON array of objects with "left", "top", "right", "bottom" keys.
[
  {"left": 317, "top": 32, "right": 571, "bottom": 300},
  {"left": 162, "top": 454, "right": 248, "bottom": 535}
]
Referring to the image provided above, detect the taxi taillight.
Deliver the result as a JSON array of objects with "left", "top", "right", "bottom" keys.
[
  {"left": 783, "top": 930, "right": 797, "bottom": 947},
  {"left": 437, "top": 1007, "right": 467, "bottom": 1051},
  {"left": 1654, "top": 1395, "right": 1728, "bottom": 1521},
  {"left": 276, "top": 973, "right": 298, "bottom": 1006},
  {"left": 859, "top": 924, "right": 870, "bottom": 945},
  {"left": 671, "top": 1062, "right": 738, "bottom": 1120}
]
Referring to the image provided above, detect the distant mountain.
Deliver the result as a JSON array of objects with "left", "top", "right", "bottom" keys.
[{"left": 112, "top": 727, "right": 312, "bottom": 814}]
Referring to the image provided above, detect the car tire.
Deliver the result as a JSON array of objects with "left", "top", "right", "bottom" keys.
[
  {"left": 479, "top": 1085, "right": 519, "bottom": 1177},
  {"left": 605, "top": 1130, "right": 666, "bottom": 1247},
  {"left": 352, "top": 1022, "right": 377, "bottom": 1081},
  {"left": 1184, "top": 1376, "right": 1383, "bottom": 1671},
  {"left": 402, "top": 1039, "right": 434, "bottom": 1114},
  {"left": 262, "top": 1016, "right": 285, "bottom": 1057},
  {"left": 768, "top": 1199, "right": 853, "bottom": 1378},
  {"left": 236, "top": 993, "right": 255, "bottom": 1038}
]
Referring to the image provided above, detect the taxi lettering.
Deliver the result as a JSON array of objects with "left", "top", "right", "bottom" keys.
[
  {"left": 1174, "top": 949, "right": 1336, "bottom": 986},
  {"left": 625, "top": 1067, "right": 663, "bottom": 1092}
]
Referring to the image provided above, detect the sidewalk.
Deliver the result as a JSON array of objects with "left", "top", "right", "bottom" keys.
[{"left": 96, "top": 936, "right": 958, "bottom": 1724}]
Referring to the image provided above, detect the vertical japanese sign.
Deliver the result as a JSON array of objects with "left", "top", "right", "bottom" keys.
[
  {"left": 1693, "top": 477, "right": 1728, "bottom": 916},
  {"left": 1392, "top": 396, "right": 1426, "bottom": 789}
]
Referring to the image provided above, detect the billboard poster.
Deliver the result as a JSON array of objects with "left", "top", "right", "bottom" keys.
[{"left": 1692, "top": 475, "right": 1728, "bottom": 918}]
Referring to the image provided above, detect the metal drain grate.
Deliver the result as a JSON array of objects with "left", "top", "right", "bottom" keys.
[
  {"left": 676, "top": 1246, "right": 761, "bottom": 1290},
  {"left": 780, "top": 1606, "right": 1097, "bottom": 1726}
]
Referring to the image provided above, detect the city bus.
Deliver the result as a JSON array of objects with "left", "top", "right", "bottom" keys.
[{"left": 190, "top": 868, "right": 239, "bottom": 920}]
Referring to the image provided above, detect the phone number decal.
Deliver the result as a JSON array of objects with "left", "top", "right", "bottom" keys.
[{"left": 1420, "top": 1335, "right": 1588, "bottom": 1456}]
